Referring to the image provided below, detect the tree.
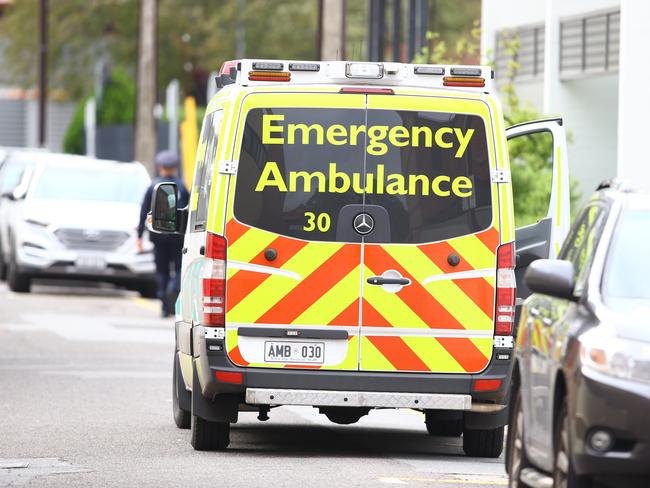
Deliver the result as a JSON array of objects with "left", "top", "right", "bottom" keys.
[{"left": 0, "top": 0, "right": 319, "bottom": 101}]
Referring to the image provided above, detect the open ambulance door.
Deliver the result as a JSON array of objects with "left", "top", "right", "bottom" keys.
[{"left": 505, "top": 118, "right": 571, "bottom": 302}]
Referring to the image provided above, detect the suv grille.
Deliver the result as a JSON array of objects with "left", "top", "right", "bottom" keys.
[{"left": 55, "top": 228, "right": 130, "bottom": 251}]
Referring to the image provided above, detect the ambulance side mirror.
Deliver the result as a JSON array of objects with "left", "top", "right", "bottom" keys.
[{"left": 151, "top": 182, "right": 181, "bottom": 233}]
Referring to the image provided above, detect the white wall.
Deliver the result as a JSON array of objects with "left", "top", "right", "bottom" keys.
[
  {"left": 617, "top": 0, "right": 650, "bottom": 191},
  {"left": 552, "top": 74, "right": 619, "bottom": 198}
]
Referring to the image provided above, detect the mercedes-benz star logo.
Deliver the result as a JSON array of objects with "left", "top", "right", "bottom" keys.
[{"left": 353, "top": 213, "right": 375, "bottom": 235}]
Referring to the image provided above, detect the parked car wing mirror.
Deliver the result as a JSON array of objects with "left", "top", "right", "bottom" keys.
[
  {"left": 151, "top": 182, "right": 180, "bottom": 233},
  {"left": 524, "top": 259, "right": 577, "bottom": 301}
]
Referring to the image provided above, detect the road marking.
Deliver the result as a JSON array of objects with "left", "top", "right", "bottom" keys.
[
  {"left": 0, "top": 458, "right": 88, "bottom": 487},
  {"left": 385, "top": 476, "right": 507, "bottom": 486},
  {"left": 132, "top": 296, "right": 160, "bottom": 312},
  {"left": 40, "top": 370, "right": 170, "bottom": 379},
  {"left": 379, "top": 478, "right": 408, "bottom": 484}
]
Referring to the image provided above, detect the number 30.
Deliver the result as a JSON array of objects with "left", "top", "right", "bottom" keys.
[{"left": 304, "top": 212, "right": 331, "bottom": 232}]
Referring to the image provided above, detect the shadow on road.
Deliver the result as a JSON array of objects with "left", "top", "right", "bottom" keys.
[
  {"left": 29, "top": 279, "right": 139, "bottom": 298},
  {"left": 227, "top": 422, "right": 470, "bottom": 460}
]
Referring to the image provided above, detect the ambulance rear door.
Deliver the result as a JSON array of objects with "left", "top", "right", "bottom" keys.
[
  {"left": 223, "top": 92, "right": 366, "bottom": 371},
  {"left": 505, "top": 118, "right": 571, "bottom": 301},
  {"left": 358, "top": 94, "right": 500, "bottom": 374}
]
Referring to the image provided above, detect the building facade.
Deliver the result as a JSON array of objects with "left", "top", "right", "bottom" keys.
[{"left": 481, "top": 0, "right": 650, "bottom": 197}]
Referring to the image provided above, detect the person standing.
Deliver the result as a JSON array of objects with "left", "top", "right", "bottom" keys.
[{"left": 137, "top": 150, "right": 190, "bottom": 317}]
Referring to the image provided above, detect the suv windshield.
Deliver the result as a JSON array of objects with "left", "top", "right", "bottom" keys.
[
  {"left": 234, "top": 106, "right": 492, "bottom": 243},
  {"left": 32, "top": 164, "right": 148, "bottom": 204},
  {"left": 603, "top": 210, "right": 650, "bottom": 301}
]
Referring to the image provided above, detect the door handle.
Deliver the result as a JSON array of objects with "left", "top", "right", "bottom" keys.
[{"left": 367, "top": 276, "right": 411, "bottom": 286}]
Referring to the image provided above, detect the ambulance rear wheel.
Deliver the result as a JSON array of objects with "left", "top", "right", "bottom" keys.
[
  {"left": 190, "top": 415, "right": 230, "bottom": 451},
  {"left": 462, "top": 425, "right": 504, "bottom": 458}
]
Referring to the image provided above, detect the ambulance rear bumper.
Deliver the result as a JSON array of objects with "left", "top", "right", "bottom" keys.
[{"left": 245, "top": 388, "right": 474, "bottom": 410}]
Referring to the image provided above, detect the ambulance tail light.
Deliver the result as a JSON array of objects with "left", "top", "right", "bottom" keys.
[
  {"left": 248, "top": 71, "right": 291, "bottom": 82},
  {"left": 219, "top": 60, "right": 239, "bottom": 77},
  {"left": 202, "top": 233, "right": 227, "bottom": 327},
  {"left": 495, "top": 242, "right": 516, "bottom": 335},
  {"left": 443, "top": 76, "right": 485, "bottom": 88}
]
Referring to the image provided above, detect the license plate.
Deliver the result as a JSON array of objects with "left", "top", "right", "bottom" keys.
[
  {"left": 76, "top": 255, "right": 107, "bottom": 271},
  {"left": 264, "top": 341, "right": 325, "bottom": 364}
]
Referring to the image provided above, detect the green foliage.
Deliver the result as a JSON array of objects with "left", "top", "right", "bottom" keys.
[
  {"left": 63, "top": 97, "right": 87, "bottom": 155},
  {"left": 63, "top": 69, "right": 136, "bottom": 155},
  {"left": 0, "top": 0, "right": 318, "bottom": 100},
  {"left": 97, "top": 68, "right": 135, "bottom": 125}
]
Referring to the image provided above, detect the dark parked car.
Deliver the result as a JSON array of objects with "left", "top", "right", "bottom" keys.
[{"left": 506, "top": 180, "right": 650, "bottom": 488}]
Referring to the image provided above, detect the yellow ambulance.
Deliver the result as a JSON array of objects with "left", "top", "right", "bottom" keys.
[{"left": 150, "top": 59, "right": 571, "bottom": 455}]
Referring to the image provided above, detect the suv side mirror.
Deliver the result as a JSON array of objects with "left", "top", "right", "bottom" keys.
[
  {"left": 524, "top": 259, "right": 577, "bottom": 301},
  {"left": 151, "top": 182, "right": 183, "bottom": 233}
]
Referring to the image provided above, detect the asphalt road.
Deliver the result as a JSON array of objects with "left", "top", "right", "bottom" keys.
[{"left": 0, "top": 280, "right": 508, "bottom": 488}]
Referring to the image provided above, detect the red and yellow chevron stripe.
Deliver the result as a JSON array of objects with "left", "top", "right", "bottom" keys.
[{"left": 223, "top": 218, "right": 499, "bottom": 374}]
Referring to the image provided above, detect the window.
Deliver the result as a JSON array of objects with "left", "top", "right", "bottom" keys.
[
  {"left": 559, "top": 203, "right": 607, "bottom": 295},
  {"left": 190, "top": 110, "right": 222, "bottom": 232},
  {"left": 602, "top": 210, "right": 650, "bottom": 302},
  {"left": 234, "top": 107, "right": 366, "bottom": 242},
  {"left": 507, "top": 130, "right": 554, "bottom": 228},
  {"left": 234, "top": 107, "right": 492, "bottom": 244},
  {"left": 495, "top": 24, "right": 545, "bottom": 84},
  {"left": 32, "top": 165, "right": 148, "bottom": 204},
  {"left": 560, "top": 10, "right": 620, "bottom": 78}
]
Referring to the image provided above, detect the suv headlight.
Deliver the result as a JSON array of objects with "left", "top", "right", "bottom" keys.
[{"left": 580, "top": 328, "right": 650, "bottom": 385}]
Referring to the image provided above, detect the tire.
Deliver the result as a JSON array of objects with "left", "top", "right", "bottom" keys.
[
  {"left": 425, "top": 411, "right": 463, "bottom": 437},
  {"left": 172, "top": 353, "right": 191, "bottom": 429},
  {"left": 554, "top": 398, "right": 591, "bottom": 488},
  {"left": 463, "top": 425, "right": 505, "bottom": 458},
  {"left": 190, "top": 415, "right": 230, "bottom": 451},
  {"left": 0, "top": 243, "right": 7, "bottom": 281},
  {"left": 7, "top": 254, "right": 30, "bottom": 293},
  {"left": 506, "top": 388, "right": 530, "bottom": 487}
]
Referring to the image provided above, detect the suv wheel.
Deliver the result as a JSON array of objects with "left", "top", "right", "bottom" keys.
[
  {"left": 7, "top": 254, "right": 30, "bottom": 293},
  {"left": 554, "top": 398, "right": 590, "bottom": 488},
  {"left": 0, "top": 243, "right": 6, "bottom": 281},
  {"left": 506, "top": 388, "right": 530, "bottom": 487},
  {"left": 172, "top": 353, "right": 191, "bottom": 429},
  {"left": 190, "top": 415, "right": 230, "bottom": 451},
  {"left": 462, "top": 425, "right": 504, "bottom": 458}
]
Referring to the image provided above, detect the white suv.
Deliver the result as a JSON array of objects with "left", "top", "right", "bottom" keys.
[{"left": 2, "top": 153, "right": 156, "bottom": 295}]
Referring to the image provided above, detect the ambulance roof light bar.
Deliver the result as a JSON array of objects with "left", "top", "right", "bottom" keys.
[{"left": 226, "top": 59, "right": 494, "bottom": 93}]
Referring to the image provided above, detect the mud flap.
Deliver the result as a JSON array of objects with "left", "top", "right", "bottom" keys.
[
  {"left": 175, "top": 352, "right": 192, "bottom": 413},
  {"left": 191, "top": 365, "right": 239, "bottom": 423}
]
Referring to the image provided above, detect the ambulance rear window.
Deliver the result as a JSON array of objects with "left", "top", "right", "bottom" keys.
[{"left": 234, "top": 106, "right": 492, "bottom": 243}]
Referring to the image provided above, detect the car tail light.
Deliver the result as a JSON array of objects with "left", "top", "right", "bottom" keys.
[
  {"left": 495, "top": 242, "right": 516, "bottom": 335},
  {"left": 202, "top": 233, "right": 227, "bottom": 327}
]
